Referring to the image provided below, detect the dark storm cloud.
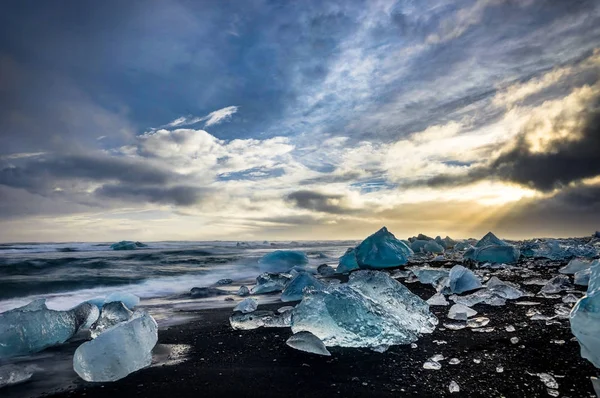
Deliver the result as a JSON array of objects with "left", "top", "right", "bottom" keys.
[
  {"left": 286, "top": 190, "right": 355, "bottom": 214},
  {"left": 95, "top": 184, "right": 207, "bottom": 206}
]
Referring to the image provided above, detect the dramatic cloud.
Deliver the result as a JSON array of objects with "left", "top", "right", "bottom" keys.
[{"left": 286, "top": 190, "right": 355, "bottom": 214}]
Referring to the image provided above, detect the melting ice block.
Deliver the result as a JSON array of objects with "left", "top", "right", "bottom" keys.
[
  {"left": 237, "top": 285, "right": 250, "bottom": 296},
  {"left": 74, "top": 311, "right": 158, "bottom": 382},
  {"left": 234, "top": 298, "right": 258, "bottom": 314},
  {"left": 286, "top": 331, "right": 331, "bottom": 356},
  {"left": 471, "top": 245, "right": 520, "bottom": 264},
  {"left": 540, "top": 275, "right": 572, "bottom": 294},
  {"left": 259, "top": 250, "right": 308, "bottom": 273},
  {"left": 291, "top": 270, "right": 437, "bottom": 348},
  {"left": 0, "top": 364, "right": 35, "bottom": 389},
  {"left": 230, "top": 310, "right": 292, "bottom": 330},
  {"left": 337, "top": 248, "right": 359, "bottom": 273},
  {"left": 0, "top": 301, "right": 98, "bottom": 359},
  {"left": 570, "top": 260, "right": 600, "bottom": 368},
  {"left": 448, "top": 304, "right": 477, "bottom": 320},
  {"left": 91, "top": 302, "right": 133, "bottom": 338},
  {"left": 354, "top": 227, "right": 413, "bottom": 269},
  {"left": 575, "top": 268, "right": 591, "bottom": 286},
  {"left": 281, "top": 273, "right": 326, "bottom": 302},
  {"left": 105, "top": 293, "right": 140, "bottom": 310},
  {"left": 448, "top": 265, "right": 482, "bottom": 294},
  {"left": 251, "top": 273, "right": 291, "bottom": 294},
  {"left": 410, "top": 267, "right": 450, "bottom": 286},
  {"left": 560, "top": 259, "right": 593, "bottom": 275}
]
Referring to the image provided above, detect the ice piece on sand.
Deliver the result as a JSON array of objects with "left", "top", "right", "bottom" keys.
[
  {"left": 467, "top": 317, "right": 490, "bottom": 328},
  {"left": 449, "top": 381, "right": 460, "bottom": 393},
  {"left": 91, "top": 302, "right": 133, "bottom": 338},
  {"left": 0, "top": 364, "right": 34, "bottom": 389},
  {"left": 337, "top": 248, "right": 359, "bottom": 273},
  {"left": 451, "top": 289, "right": 506, "bottom": 307},
  {"left": 230, "top": 310, "right": 292, "bottom": 330},
  {"left": 410, "top": 267, "right": 450, "bottom": 286},
  {"left": 570, "top": 260, "right": 600, "bottom": 368},
  {"left": 448, "top": 265, "right": 482, "bottom": 294},
  {"left": 562, "top": 294, "right": 579, "bottom": 303},
  {"left": 427, "top": 293, "right": 449, "bottom": 306},
  {"left": 105, "top": 292, "right": 140, "bottom": 310},
  {"left": 540, "top": 275, "right": 572, "bottom": 294},
  {"left": 216, "top": 278, "right": 234, "bottom": 285},
  {"left": 251, "top": 273, "right": 291, "bottom": 294},
  {"left": 575, "top": 268, "right": 591, "bottom": 286},
  {"left": 190, "top": 287, "right": 230, "bottom": 298},
  {"left": 0, "top": 301, "right": 98, "bottom": 359},
  {"left": 537, "top": 373, "right": 559, "bottom": 389},
  {"left": 291, "top": 270, "right": 437, "bottom": 348},
  {"left": 444, "top": 322, "right": 467, "bottom": 330},
  {"left": 486, "top": 277, "right": 525, "bottom": 300},
  {"left": 448, "top": 304, "right": 477, "bottom": 320},
  {"left": 286, "top": 331, "right": 331, "bottom": 356},
  {"left": 560, "top": 259, "right": 593, "bottom": 275},
  {"left": 259, "top": 250, "right": 309, "bottom": 273},
  {"left": 281, "top": 273, "right": 326, "bottom": 302},
  {"left": 73, "top": 311, "right": 158, "bottom": 382},
  {"left": 473, "top": 245, "right": 521, "bottom": 264},
  {"left": 110, "top": 241, "right": 146, "bottom": 250},
  {"left": 234, "top": 298, "right": 258, "bottom": 314},
  {"left": 237, "top": 285, "right": 250, "bottom": 296},
  {"left": 354, "top": 227, "right": 413, "bottom": 269},
  {"left": 317, "top": 264, "right": 336, "bottom": 277},
  {"left": 423, "top": 361, "right": 442, "bottom": 370}
]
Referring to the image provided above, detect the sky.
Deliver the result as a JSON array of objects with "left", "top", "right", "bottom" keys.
[{"left": 0, "top": 0, "right": 599, "bottom": 242}]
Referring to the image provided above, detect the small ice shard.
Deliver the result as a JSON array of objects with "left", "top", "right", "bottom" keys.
[
  {"left": 353, "top": 227, "right": 413, "bottom": 269},
  {"left": 411, "top": 343, "right": 418, "bottom": 348},
  {"left": 230, "top": 310, "right": 291, "bottom": 330},
  {"left": 410, "top": 267, "right": 450, "bottom": 286},
  {"left": 510, "top": 337, "right": 519, "bottom": 344},
  {"left": 234, "top": 298, "right": 258, "bottom": 314},
  {"left": 0, "top": 364, "right": 34, "bottom": 389},
  {"left": 505, "top": 325, "right": 516, "bottom": 332},
  {"left": 73, "top": 311, "right": 158, "bottom": 382},
  {"left": 110, "top": 241, "right": 145, "bottom": 250},
  {"left": 337, "top": 248, "right": 359, "bottom": 273},
  {"left": 536, "top": 373, "right": 559, "bottom": 389},
  {"left": 448, "top": 265, "right": 482, "bottom": 294},
  {"left": 281, "top": 273, "right": 326, "bottom": 302},
  {"left": 423, "top": 361, "right": 441, "bottom": 370},
  {"left": 449, "top": 358, "right": 461, "bottom": 365},
  {"left": 449, "top": 381, "right": 460, "bottom": 393},
  {"left": 472, "top": 327, "right": 495, "bottom": 333},
  {"left": 486, "top": 277, "right": 525, "bottom": 300},
  {"left": 105, "top": 292, "right": 140, "bottom": 310},
  {"left": 286, "top": 331, "right": 331, "bottom": 356},
  {"left": 448, "top": 304, "right": 477, "bottom": 320},
  {"left": 190, "top": 287, "right": 230, "bottom": 298},
  {"left": 291, "top": 270, "right": 437, "bottom": 348},
  {"left": 427, "top": 293, "right": 449, "bottom": 306},
  {"left": 278, "top": 306, "right": 295, "bottom": 313},
  {"left": 562, "top": 294, "right": 579, "bottom": 303},
  {"left": 473, "top": 359, "right": 481, "bottom": 364},
  {"left": 591, "top": 377, "right": 600, "bottom": 398},
  {"left": 476, "top": 232, "right": 509, "bottom": 248},
  {"left": 317, "top": 264, "right": 336, "bottom": 277},
  {"left": 259, "top": 250, "right": 309, "bottom": 273},
  {"left": 574, "top": 268, "right": 591, "bottom": 286},
  {"left": 444, "top": 322, "right": 467, "bottom": 330},
  {"left": 467, "top": 317, "right": 490, "bottom": 328},
  {"left": 91, "top": 301, "right": 133, "bottom": 338},
  {"left": 540, "top": 275, "right": 572, "bottom": 294},
  {"left": 0, "top": 301, "right": 98, "bottom": 359},
  {"left": 216, "top": 278, "right": 233, "bottom": 285},
  {"left": 237, "top": 285, "right": 250, "bottom": 296},
  {"left": 451, "top": 290, "right": 506, "bottom": 307},
  {"left": 251, "top": 272, "right": 291, "bottom": 294},
  {"left": 560, "top": 259, "right": 592, "bottom": 275},
  {"left": 496, "top": 365, "right": 504, "bottom": 373},
  {"left": 547, "top": 389, "right": 559, "bottom": 397},
  {"left": 570, "top": 260, "right": 600, "bottom": 368},
  {"left": 371, "top": 344, "right": 390, "bottom": 353}
]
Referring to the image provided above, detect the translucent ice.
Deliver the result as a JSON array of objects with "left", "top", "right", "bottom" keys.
[
  {"left": 448, "top": 304, "right": 477, "bottom": 320},
  {"left": 454, "top": 241, "right": 473, "bottom": 251},
  {"left": 485, "top": 277, "right": 525, "bottom": 299},
  {"left": 259, "top": 250, "right": 309, "bottom": 273},
  {"left": 73, "top": 311, "right": 158, "bottom": 382},
  {"left": 286, "top": 331, "right": 331, "bottom": 356},
  {"left": 472, "top": 245, "right": 520, "bottom": 264},
  {"left": 560, "top": 259, "right": 592, "bottom": 275},
  {"left": 410, "top": 267, "right": 450, "bottom": 286},
  {"left": 451, "top": 289, "right": 506, "bottom": 307},
  {"left": 0, "top": 301, "right": 98, "bottom": 359},
  {"left": 105, "top": 293, "right": 140, "bottom": 310},
  {"left": 570, "top": 260, "right": 600, "bottom": 368},
  {"left": 230, "top": 310, "right": 292, "bottom": 330},
  {"left": 427, "top": 293, "right": 449, "bottom": 306},
  {"left": 540, "top": 275, "right": 572, "bottom": 294},
  {"left": 251, "top": 272, "right": 291, "bottom": 294},
  {"left": 317, "top": 264, "right": 336, "bottom": 277},
  {"left": 411, "top": 240, "right": 443, "bottom": 253},
  {"left": 337, "top": 248, "right": 359, "bottom": 273},
  {"left": 476, "top": 232, "right": 509, "bottom": 247},
  {"left": 281, "top": 273, "right": 326, "bottom": 302},
  {"left": 291, "top": 270, "right": 437, "bottom": 348},
  {"left": 237, "top": 285, "right": 250, "bottom": 296},
  {"left": 234, "top": 298, "right": 258, "bottom": 314},
  {"left": 592, "top": 377, "right": 600, "bottom": 397},
  {"left": 354, "top": 227, "right": 413, "bottom": 269},
  {"left": 448, "top": 265, "right": 482, "bottom": 294},
  {"left": 91, "top": 302, "right": 133, "bottom": 339},
  {"left": 575, "top": 268, "right": 591, "bottom": 286},
  {"left": 449, "top": 381, "right": 460, "bottom": 393},
  {"left": 423, "top": 361, "right": 442, "bottom": 370},
  {"left": 0, "top": 364, "right": 34, "bottom": 389}
]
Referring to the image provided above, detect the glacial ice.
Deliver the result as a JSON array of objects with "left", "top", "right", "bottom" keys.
[
  {"left": 0, "top": 301, "right": 98, "bottom": 359},
  {"left": 286, "top": 331, "right": 331, "bottom": 356},
  {"left": 449, "top": 380, "right": 460, "bottom": 393},
  {"left": 237, "top": 285, "right": 250, "bottom": 296},
  {"left": 259, "top": 250, "right": 309, "bottom": 273},
  {"left": 251, "top": 272, "right": 291, "bottom": 294},
  {"left": 281, "top": 272, "right": 326, "bottom": 302},
  {"left": 411, "top": 240, "right": 444, "bottom": 254},
  {"left": 410, "top": 267, "right": 450, "bottom": 286},
  {"left": 523, "top": 239, "right": 597, "bottom": 260},
  {"left": 570, "top": 260, "right": 600, "bottom": 368},
  {"left": 291, "top": 270, "right": 437, "bottom": 348},
  {"left": 469, "top": 245, "right": 521, "bottom": 264},
  {"left": 592, "top": 377, "right": 600, "bottom": 397},
  {"left": 540, "top": 275, "right": 572, "bottom": 294},
  {"left": 0, "top": 364, "right": 34, "bottom": 389},
  {"left": 234, "top": 298, "right": 258, "bottom": 313},
  {"left": 476, "top": 232, "right": 509, "bottom": 247},
  {"left": 91, "top": 301, "right": 133, "bottom": 339},
  {"left": 485, "top": 277, "right": 525, "bottom": 299},
  {"left": 337, "top": 248, "right": 359, "bottom": 273},
  {"left": 73, "top": 311, "right": 158, "bottom": 382},
  {"left": 448, "top": 304, "right": 477, "bottom": 320},
  {"left": 560, "top": 259, "right": 592, "bottom": 275},
  {"left": 454, "top": 241, "right": 473, "bottom": 251},
  {"left": 448, "top": 265, "right": 482, "bottom": 294},
  {"left": 190, "top": 287, "right": 230, "bottom": 298},
  {"left": 353, "top": 227, "right": 413, "bottom": 269},
  {"left": 105, "top": 292, "right": 140, "bottom": 310},
  {"left": 317, "top": 264, "right": 336, "bottom": 277},
  {"left": 574, "top": 268, "right": 591, "bottom": 286},
  {"left": 110, "top": 241, "right": 146, "bottom": 250},
  {"left": 229, "top": 310, "right": 292, "bottom": 330},
  {"left": 427, "top": 293, "right": 449, "bottom": 306}
]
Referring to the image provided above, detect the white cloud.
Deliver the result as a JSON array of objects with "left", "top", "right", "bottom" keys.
[{"left": 160, "top": 105, "right": 239, "bottom": 129}]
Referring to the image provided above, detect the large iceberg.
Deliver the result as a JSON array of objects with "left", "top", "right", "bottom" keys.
[
  {"left": 259, "top": 250, "right": 308, "bottom": 273},
  {"left": 281, "top": 273, "right": 326, "bottom": 302},
  {"left": 0, "top": 301, "right": 98, "bottom": 359},
  {"left": 353, "top": 227, "right": 413, "bottom": 269},
  {"left": 91, "top": 302, "right": 133, "bottom": 338},
  {"left": 73, "top": 311, "right": 158, "bottom": 382},
  {"left": 291, "top": 270, "right": 437, "bottom": 348},
  {"left": 570, "top": 260, "right": 600, "bottom": 368},
  {"left": 251, "top": 272, "right": 291, "bottom": 294},
  {"left": 448, "top": 265, "right": 482, "bottom": 294},
  {"left": 337, "top": 248, "right": 359, "bottom": 273}
]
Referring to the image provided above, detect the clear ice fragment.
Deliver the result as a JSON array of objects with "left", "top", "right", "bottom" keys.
[
  {"left": 467, "top": 317, "right": 490, "bottom": 328},
  {"left": 230, "top": 310, "right": 291, "bottom": 330},
  {"left": 104, "top": 293, "right": 140, "bottom": 310},
  {"left": 286, "top": 331, "right": 331, "bottom": 356},
  {"left": 423, "top": 361, "right": 441, "bottom": 370},
  {"left": 448, "top": 265, "right": 482, "bottom": 294},
  {"left": 0, "top": 364, "right": 34, "bottom": 389},
  {"left": 251, "top": 273, "right": 291, "bottom": 294},
  {"left": 237, "top": 285, "right": 250, "bottom": 296},
  {"left": 281, "top": 273, "right": 326, "bottom": 302},
  {"left": 540, "top": 275, "right": 572, "bottom": 294},
  {"left": 574, "top": 268, "right": 591, "bottom": 286},
  {"left": 537, "top": 373, "right": 558, "bottom": 389},
  {"left": 91, "top": 301, "right": 133, "bottom": 339},
  {"left": 570, "top": 260, "right": 600, "bottom": 368},
  {"left": 410, "top": 267, "right": 450, "bottom": 286},
  {"left": 449, "top": 358, "right": 460, "bottom": 365},
  {"left": 337, "top": 248, "right": 359, "bottom": 273},
  {"left": 427, "top": 293, "right": 449, "bottom": 306},
  {"left": 234, "top": 298, "right": 258, "bottom": 314},
  {"left": 448, "top": 304, "right": 477, "bottom": 320},
  {"left": 449, "top": 381, "right": 460, "bottom": 393},
  {"left": 560, "top": 259, "right": 592, "bottom": 275}
]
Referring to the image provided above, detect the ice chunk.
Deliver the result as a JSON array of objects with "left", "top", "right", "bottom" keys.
[
  {"left": 354, "top": 227, "right": 413, "bottom": 269},
  {"left": 259, "top": 250, "right": 308, "bottom": 273},
  {"left": 190, "top": 287, "right": 230, "bottom": 298},
  {"left": 562, "top": 294, "right": 579, "bottom": 303},
  {"left": 105, "top": 292, "right": 140, "bottom": 310},
  {"left": 525, "top": 239, "right": 597, "bottom": 260},
  {"left": 451, "top": 289, "right": 506, "bottom": 307},
  {"left": 216, "top": 278, "right": 233, "bottom": 285},
  {"left": 73, "top": 311, "right": 158, "bottom": 382},
  {"left": 448, "top": 265, "right": 482, "bottom": 294},
  {"left": 286, "top": 331, "right": 331, "bottom": 356},
  {"left": 570, "top": 260, "right": 600, "bottom": 368},
  {"left": 592, "top": 377, "right": 600, "bottom": 398},
  {"left": 291, "top": 270, "right": 437, "bottom": 348},
  {"left": 448, "top": 304, "right": 477, "bottom": 320},
  {"left": 237, "top": 285, "right": 250, "bottom": 296},
  {"left": 536, "top": 373, "right": 559, "bottom": 389},
  {"left": 91, "top": 301, "right": 133, "bottom": 338},
  {"left": 472, "top": 245, "right": 520, "bottom": 264},
  {"left": 0, "top": 364, "right": 34, "bottom": 389},
  {"left": 281, "top": 273, "right": 326, "bottom": 302},
  {"left": 410, "top": 267, "right": 450, "bottom": 286},
  {"left": 230, "top": 310, "right": 291, "bottom": 330},
  {"left": 427, "top": 293, "right": 449, "bottom": 306},
  {"left": 449, "top": 381, "right": 460, "bottom": 393},
  {"left": 476, "top": 232, "right": 509, "bottom": 247},
  {"left": 337, "top": 248, "right": 359, "bottom": 273},
  {"left": 251, "top": 272, "right": 291, "bottom": 294},
  {"left": 0, "top": 301, "right": 97, "bottom": 359},
  {"left": 560, "top": 259, "right": 593, "bottom": 275},
  {"left": 574, "top": 268, "right": 591, "bottom": 286},
  {"left": 467, "top": 317, "right": 490, "bottom": 328},
  {"left": 234, "top": 298, "right": 258, "bottom": 314},
  {"left": 540, "top": 275, "right": 572, "bottom": 294},
  {"left": 110, "top": 241, "right": 146, "bottom": 251},
  {"left": 485, "top": 277, "right": 525, "bottom": 300},
  {"left": 411, "top": 240, "right": 443, "bottom": 253},
  {"left": 423, "top": 361, "right": 442, "bottom": 370},
  {"left": 317, "top": 264, "right": 336, "bottom": 277},
  {"left": 454, "top": 241, "right": 473, "bottom": 251}
]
